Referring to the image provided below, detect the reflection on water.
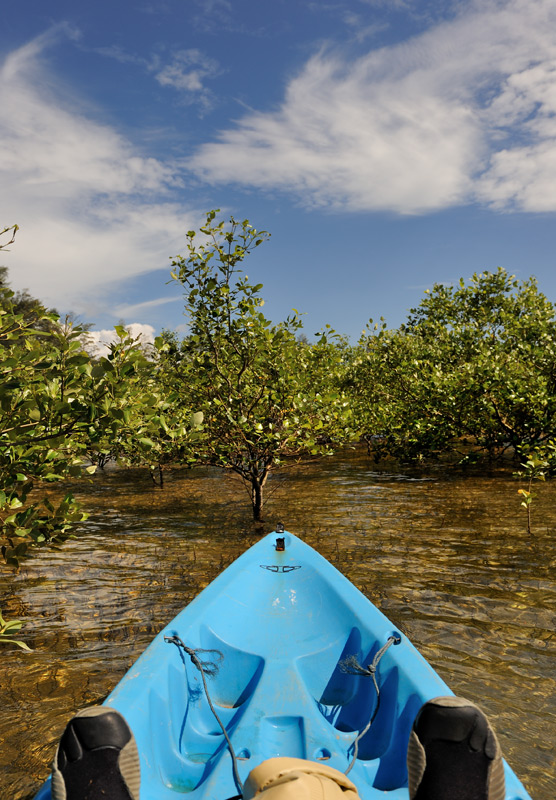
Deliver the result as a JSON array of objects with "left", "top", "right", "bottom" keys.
[{"left": 1, "top": 449, "right": 555, "bottom": 799}]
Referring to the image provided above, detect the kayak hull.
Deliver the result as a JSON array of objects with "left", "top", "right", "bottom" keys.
[{"left": 33, "top": 530, "right": 531, "bottom": 800}]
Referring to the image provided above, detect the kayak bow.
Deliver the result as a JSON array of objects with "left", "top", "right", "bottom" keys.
[{"left": 34, "top": 530, "right": 531, "bottom": 800}]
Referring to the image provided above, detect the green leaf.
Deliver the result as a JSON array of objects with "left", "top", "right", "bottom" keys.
[
  {"left": 0, "top": 638, "right": 33, "bottom": 652},
  {"left": 2, "top": 619, "right": 23, "bottom": 633}
]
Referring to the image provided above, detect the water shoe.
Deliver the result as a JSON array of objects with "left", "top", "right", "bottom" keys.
[
  {"left": 407, "top": 696, "right": 505, "bottom": 800},
  {"left": 51, "top": 705, "right": 140, "bottom": 800}
]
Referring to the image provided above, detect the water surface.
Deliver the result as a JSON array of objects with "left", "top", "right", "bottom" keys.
[{"left": 1, "top": 450, "right": 554, "bottom": 798}]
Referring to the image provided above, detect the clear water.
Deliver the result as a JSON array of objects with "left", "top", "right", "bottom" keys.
[{"left": 1, "top": 449, "right": 554, "bottom": 799}]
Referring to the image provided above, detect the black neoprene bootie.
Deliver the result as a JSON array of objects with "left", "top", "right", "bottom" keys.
[
  {"left": 51, "top": 706, "right": 140, "bottom": 800},
  {"left": 407, "top": 696, "right": 505, "bottom": 800}
]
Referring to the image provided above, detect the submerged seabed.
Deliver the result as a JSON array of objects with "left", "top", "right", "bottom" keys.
[{"left": 1, "top": 450, "right": 554, "bottom": 799}]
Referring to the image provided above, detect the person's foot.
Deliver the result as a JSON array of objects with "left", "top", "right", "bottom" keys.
[
  {"left": 51, "top": 706, "right": 140, "bottom": 800},
  {"left": 407, "top": 696, "right": 505, "bottom": 800}
]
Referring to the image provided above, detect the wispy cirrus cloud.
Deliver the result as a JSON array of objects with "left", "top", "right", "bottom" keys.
[
  {"left": 0, "top": 26, "right": 198, "bottom": 318},
  {"left": 189, "top": 0, "right": 556, "bottom": 214},
  {"left": 95, "top": 43, "right": 221, "bottom": 110},
  {"left": 153, "top": 49, "right": 221, "bottom": 110},
  {"left": 113, "top": 296, "right": 184, "bottom": 318}
]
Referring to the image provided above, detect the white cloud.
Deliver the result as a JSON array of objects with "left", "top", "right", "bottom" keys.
[
  {"left": 83, "top": 323, "right": 156, "bottom": 359},
  {"left": 476, "top": 54, "right": 556, "bottom": 210},
  {"left": 189, "top": 0, "right": 556, "bottom": 214},
  {"left": 95, "top": 44, "right": 221, "bottom": 110},
  {"left": 0, "top": 27, "right": 198, "bottom": 317},
  {"left": 113, "top": 295, "right": 183, "bottom": 318},
  {"left": 153, "top": 49, "right": 220, "bottom": 106}
]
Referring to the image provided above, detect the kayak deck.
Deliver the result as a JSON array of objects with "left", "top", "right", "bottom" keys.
[{"left": 34, "top": 530, "right": 531, "bottom": 800}]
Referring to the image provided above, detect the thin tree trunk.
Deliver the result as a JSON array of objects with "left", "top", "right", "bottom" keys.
[
  {"left": 251, "top": 467, "right": 270, "bottom": 521},
  {"left": 149, "top": 464, "right": 164, "bottom": 487},
  {"left": 251, "top": 479, "right": 263, "bottom": 521}
]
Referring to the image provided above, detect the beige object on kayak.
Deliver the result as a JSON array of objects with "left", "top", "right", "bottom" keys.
[{"left": 244, "top": 757, "right": 362, "bottom": 800}]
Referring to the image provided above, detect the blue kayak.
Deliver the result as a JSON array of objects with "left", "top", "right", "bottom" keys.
[{"left": 34, "top": 529, "right": 531, "bottom": 800}]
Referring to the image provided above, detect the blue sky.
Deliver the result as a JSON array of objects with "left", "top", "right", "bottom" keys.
[{"left": 2, "top": 0, "right": 556, "bottom": 343}]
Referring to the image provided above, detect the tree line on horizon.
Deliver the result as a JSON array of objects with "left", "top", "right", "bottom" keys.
[{"left": 2, "top": 214, "right": 556, "bottom": 567}]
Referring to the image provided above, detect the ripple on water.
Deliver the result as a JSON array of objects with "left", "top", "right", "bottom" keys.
[{"left": 1, "top": 452, "right": 554, "bottom": 799}]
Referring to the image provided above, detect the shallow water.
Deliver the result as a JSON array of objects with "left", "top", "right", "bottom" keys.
[{"left": 1, "top": 449, "right": 555, "bottom": 798}]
